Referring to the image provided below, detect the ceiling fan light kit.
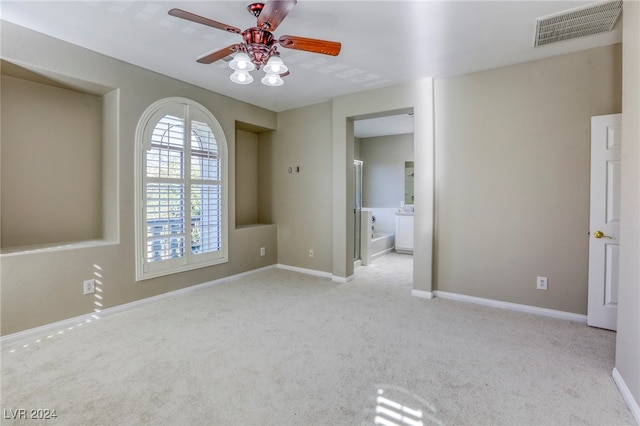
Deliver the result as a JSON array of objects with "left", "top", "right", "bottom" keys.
[
  {"left": 230, "top": 70, "right": 254, "bottom": 84},
  {"left": 229, "top": 52, "right": 256, "bottom": 72},
  {"left": 169, "top": 0, "right": 341, "bottom": 87},
  {"left": 263, "top": 56, "right": 288, "bottom": 75},
  {"left": 261, "top": 73, "right": 284, "bottom": 87},
  {"left": 230, "top": 51, "right": 287, "bottom": 86}
]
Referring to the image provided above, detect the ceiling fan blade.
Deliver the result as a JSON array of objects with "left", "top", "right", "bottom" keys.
[
  {"left": 280, "top": 70, "right": 290, "bottom": 78},
  {"left": 196, "top": 44, "right": 241, "bottom": 64},
  {"left": 257, "top": 0, "right": 297, "bottom": 31},
  {"left": 278, "top": 35, "right": 341, "bottom": 56},
  {"left": 168, "top": 8, "right": 241, "bottom": 34}
]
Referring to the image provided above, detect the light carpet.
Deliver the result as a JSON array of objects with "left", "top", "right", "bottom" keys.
[{"left": 1, "top": 253, "right": 635, "bottom": 425}]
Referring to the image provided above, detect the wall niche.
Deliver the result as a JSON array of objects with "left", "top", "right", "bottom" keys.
[
  {"left": 234, "top": 121, "right": 273, "bottom": 228},
  {"left": 0, "top": 60, "right": 118, "bottom": 251}
]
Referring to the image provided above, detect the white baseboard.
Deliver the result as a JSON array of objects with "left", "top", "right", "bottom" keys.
[
  {"left": 613, "top": 368, "right": 640, "bottom": 425},
  {"left": 276, "top": 264, "right": 332, "bottom": 279},
  {"left": 275, "top": 264, "right": 354, "bottom": 283},
  {"left": 434, "top": 291, "right": 588, "bottom": 323},
  {"left": 1, "top": 265, "right": 277, "bottom": 346},
  {"left": 1, "top": 312, "right": 100, "bottom": 347},
  {"left": 371, "top": 247, "right": 394, "bottom": 260},
  {"left": 332, "top": 274, "right": 354, "bottom": 283},
  {"left": 411, "top": 290, "right": 434, "bottom": 299}
]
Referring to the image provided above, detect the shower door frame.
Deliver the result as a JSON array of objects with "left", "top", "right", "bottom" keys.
[{"left": 353, "top": 160, "right": 363, "bottom": 261}]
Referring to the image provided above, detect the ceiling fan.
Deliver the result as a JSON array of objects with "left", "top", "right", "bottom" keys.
[{"left": 168, "top": 0, "right": 342, "bottom": 86}]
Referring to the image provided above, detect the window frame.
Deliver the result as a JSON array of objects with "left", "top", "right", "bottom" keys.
[{"left": 135, "top": 97, "right": 228, "bottom": 281}]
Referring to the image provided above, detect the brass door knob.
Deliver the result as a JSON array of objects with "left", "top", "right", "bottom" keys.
[{"left": 593, "top": 230, "right": 613, "bottom": 239}]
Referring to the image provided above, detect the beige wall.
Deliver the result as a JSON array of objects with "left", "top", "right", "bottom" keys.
[
  {"left": 269, "top": 102, "right": 333, "bottom": 273},
  {"left": 235, "top": 129, "right": 259, "bottom": 226},
  {"left": 257, "top": 132, "right": 273, "bottom": 225},
  {"left": 1, "top": 76, "right": 102, "bottom": 247},
  {"left": 360, "top": 133, "right": 414, "bottom": 208},
  {"left": 0, "top": 22, "right": 277, "bottom": 335},
  {"left": 616, "top": 0, "right": 640, "bottom": 413},
  {"left": 434, "top": 44, "right": 622, "bottom": 314}
]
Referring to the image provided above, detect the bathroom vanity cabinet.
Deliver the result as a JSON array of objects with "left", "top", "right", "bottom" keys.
[{"left": 395, "top": 212, "right": 414, "bottom": 254}]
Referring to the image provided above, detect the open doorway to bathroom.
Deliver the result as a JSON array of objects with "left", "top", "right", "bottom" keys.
[{"left": 353, "top": 112, "right": 414, "bottom": 270}]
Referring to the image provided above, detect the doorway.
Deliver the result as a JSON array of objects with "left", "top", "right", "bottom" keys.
[
  {"left": 330, "top": 78, "right": 434, "bottom": 294},
  {"left": 353, "top": 113, "right": 414, "bottom": 267}
]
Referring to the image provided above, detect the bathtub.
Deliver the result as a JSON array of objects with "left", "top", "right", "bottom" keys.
[
  {"left": 359, "top": 209, "right": 395, "bottom": 266},
  {"left": 370, "top": 233, "right": 395, "bottom": 259}
]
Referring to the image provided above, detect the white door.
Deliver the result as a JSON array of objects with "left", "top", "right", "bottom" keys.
[{"left": 587, "top": 114, "right": 622, "bottom": 330}]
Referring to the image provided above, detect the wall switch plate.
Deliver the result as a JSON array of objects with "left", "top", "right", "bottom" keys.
[
  {"left": 260, "top": 247, "right": 265, "bottom": 256},
  {"left": 309, "top": 249, "right": 314, "bottom": 258},
  {"left": 537, "top": 276, "right": 548, "bottom": 290},
  {"left": 83, "top": 279, "right": 95, "bottom": 295}
]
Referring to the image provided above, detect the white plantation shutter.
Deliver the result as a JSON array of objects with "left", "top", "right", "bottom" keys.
[
  {"left": 189, "top": 111, "right": 222, "bottom": 256},
  {"left": 136, "top": 99, "right": 228, "bottom": 280}
]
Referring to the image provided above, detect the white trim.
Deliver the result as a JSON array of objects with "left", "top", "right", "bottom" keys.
[
  {"left": 395, "top": 248, "right": 413, "bottom": 255},
  {"left": 332, "top": 274, "right": 354, "bottom": 283},
  {"left": 1, "top": 314, "right": 100, "bottom": 347},
  {"left": 371, "top": 247, "right": 394, "bottom": 260},
  {"left": 411, "top": 290, "right": 434, "bottom": 299},
  {"left": 434, "top": 291, "right": 587, "bottom": 323},
  {"left": 0, "top": 265, "right": 276, "bottom": 346},
  {"left": 274, "top": 264, "right": 356, "bottom": 284},
  {"left": 276, "top": 264, "right": 333, "bottom": 279},
  {"left": 613, "top": 368, "right": 640, "bottom": 425}
]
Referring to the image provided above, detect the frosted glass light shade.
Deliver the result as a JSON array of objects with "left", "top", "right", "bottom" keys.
[
  {"left": 229, "top": 52, "right": 255, "bottom": 71},
  {"left": 263, "top": 56, "right": 288, "bottom": 74},
  {"left": 230, "top": 70, "right": 253, "bottom": 84},
  {"left": 261, "top": 73, "right": 284, "bottom": 86}
]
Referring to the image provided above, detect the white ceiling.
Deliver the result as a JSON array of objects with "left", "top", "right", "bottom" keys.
[{"left": 0, "top": 0, "right": 623, "bottom": 119}]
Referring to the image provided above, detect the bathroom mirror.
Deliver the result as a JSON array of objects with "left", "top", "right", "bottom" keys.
[{"left": 404, "top": 161, "right": 414, "bottom": 205}]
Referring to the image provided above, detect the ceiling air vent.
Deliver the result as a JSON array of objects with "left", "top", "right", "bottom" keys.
[{"left": 534, "top": 0, "right": 622, "bottom": 47}]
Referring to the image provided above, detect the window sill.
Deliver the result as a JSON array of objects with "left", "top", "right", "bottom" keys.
[
  {"left": 0, "top": 239, "right": 118, "bottom": 257},
  {"left": 235, "top": 223, "right": 275, "bottom": 230}
]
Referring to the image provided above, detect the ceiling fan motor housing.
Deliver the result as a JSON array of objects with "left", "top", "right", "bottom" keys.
[{"left": 242, "top": 27, "right": 277, "bottom": 68}]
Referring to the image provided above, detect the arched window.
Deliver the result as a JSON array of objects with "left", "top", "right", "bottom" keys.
[{"left": 135, "top": 98, "right": 228, "bottom": 280}]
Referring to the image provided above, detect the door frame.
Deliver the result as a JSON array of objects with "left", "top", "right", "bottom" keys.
[{"left": 330, "top": 78, "right": 435, "bottom": 296}]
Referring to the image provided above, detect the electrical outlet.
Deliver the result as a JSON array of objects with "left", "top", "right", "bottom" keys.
[
  {"left": 309, "top": 249, "right": 314, "bottom": 258},
  {"left": 260, "top": 247, "right": 265, "bottom": 256},
  {"left": 83, "top": 279, "right": 95, "bottom": 295},
  {"left": 537, "top": 276, "right": 548, "bottom": 290}
]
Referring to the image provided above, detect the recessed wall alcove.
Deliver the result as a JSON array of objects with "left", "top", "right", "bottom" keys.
[
  {"left": 234, "top": 121, "right": 273, "bottom": 229},
  {"left": 0, "top": 60, "right": 118, "bottom": 252}
]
